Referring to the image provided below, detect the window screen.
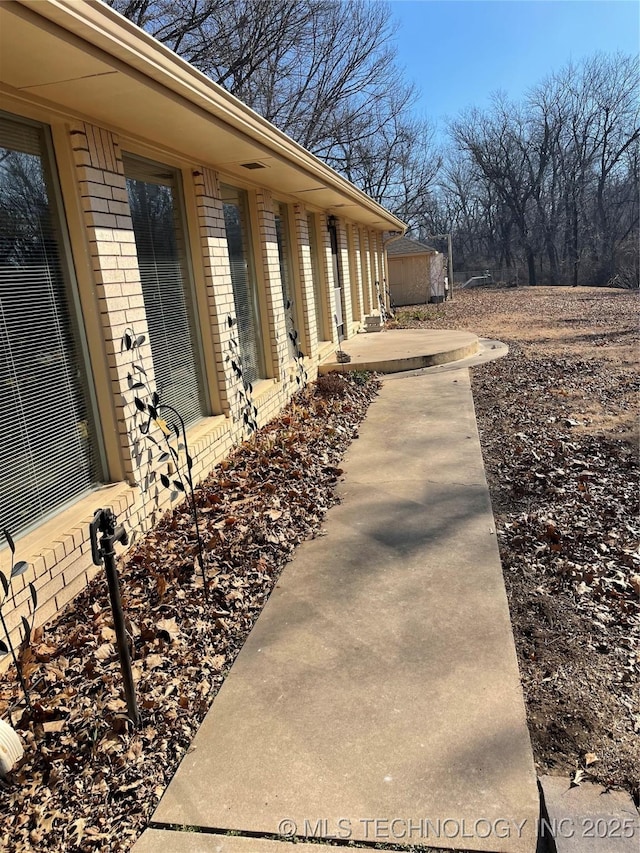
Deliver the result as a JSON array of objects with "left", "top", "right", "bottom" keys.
[
  {"left": 273, "top": 201, "right": 297, "bottom": 360},
  {"left": 221, "top": 185, "right": 264, "bottom": 384},
  {"left": 0, "top": 114, "right": 102, "bottom": 538},
  {"left": 124, "top": 155, "right": 205, "bottom": 426}
]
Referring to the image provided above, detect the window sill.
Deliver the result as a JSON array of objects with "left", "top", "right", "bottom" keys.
[{"left": 0, "top": 480, "right": 138, "bottom": 598}]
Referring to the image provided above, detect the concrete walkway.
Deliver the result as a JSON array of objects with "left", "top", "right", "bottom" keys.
[{"left": 134, "top": 345, "right": 540, "bottom": 853}]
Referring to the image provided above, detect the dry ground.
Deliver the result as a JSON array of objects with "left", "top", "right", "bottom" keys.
[
  {"left": 393, "top": 286, "right": 639, "bottom": 800},
  {"left": 1, "top": 288, "right": 637, "bottom": 851}
]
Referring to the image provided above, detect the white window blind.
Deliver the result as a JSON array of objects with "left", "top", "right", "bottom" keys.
[
  {"left": 221, "top": 185, "right": 264, "bottom": 384},
  {"left": 124, "top": 156, "right": 205, "bottom": 426},
  {"left": 0, "top": 114, "right": 101, "bottom": 538}
]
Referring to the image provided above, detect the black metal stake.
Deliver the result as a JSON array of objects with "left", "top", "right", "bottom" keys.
[
  {"left": 90, "top": 508, "right": 140, "bottom": 726},
  {"left": 156, "top": 403, "right": 208, "bottom": 601}
]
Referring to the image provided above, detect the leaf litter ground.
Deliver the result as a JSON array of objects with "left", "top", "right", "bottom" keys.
[
  {"left": 2, "top": 288, "right": 637, "bottom": 851},
  {"left": 393, "top": 286, "right": 639, "bottom": 802},
  {"left": 0, "top": 372, "right": 380, "bottom": 852}
]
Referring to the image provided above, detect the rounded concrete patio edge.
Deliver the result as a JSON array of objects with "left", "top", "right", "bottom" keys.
[
  {"left": 382, "top": 339, "right": 509, "bottom": 380},
  {"left": 318, "top": 329, "right": 479, "bottom": 374}
]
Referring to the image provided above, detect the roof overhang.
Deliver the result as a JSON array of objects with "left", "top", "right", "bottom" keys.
[{"left": 0, "top": 0, "right": 406, "bottom": 232}]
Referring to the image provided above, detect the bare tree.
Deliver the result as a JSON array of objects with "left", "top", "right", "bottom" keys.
[
  {"left": 450, "top": 96, "right": 546, "bottom": 285},
  {"left": 444, "top": 53, "right": 639, "bottom": 287},
  {"left": 107, "top": 0, "right": 438, "bottom": 223}
]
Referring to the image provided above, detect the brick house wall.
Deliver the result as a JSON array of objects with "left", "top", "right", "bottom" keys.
[{"left": 0, "top": 1, "right": 405, "bottom": 658}]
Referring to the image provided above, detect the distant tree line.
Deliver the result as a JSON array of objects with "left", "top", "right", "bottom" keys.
[
  {"left": 433, "top": 54, "right": 639, "bottom": 287},
  {"left": 108, "top": 1, "right": 638, "bottom": 287}
]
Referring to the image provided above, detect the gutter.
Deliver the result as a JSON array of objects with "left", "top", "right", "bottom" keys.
[{"left": 17, "top": 0, "right": 406, "bottom": 232}]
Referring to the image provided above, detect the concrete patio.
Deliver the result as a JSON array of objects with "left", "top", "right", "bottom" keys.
[{"left": 319, "top": 327, "right": 480, "bottom": 374}]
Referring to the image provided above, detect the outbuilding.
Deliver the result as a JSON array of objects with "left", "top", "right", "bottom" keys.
[{"left": 387, "top": 236, "right": 446, "bottom": 306}]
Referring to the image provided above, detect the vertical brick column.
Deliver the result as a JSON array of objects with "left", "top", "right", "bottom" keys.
[
  {"left": 292, "top": 203, "right": 319, "bottom": 360},
  {"left": 381, "top": 236, "right": 392, "bottom": 312},
  {"left": 349, "top": 224, "right": 365, "bottom": 323},
  {"left": 335, "top": 219, "right": 354, "bottom": 336},
  {"left": 69, "top": 121, "right": 154, "bottom": 485},
  {"left": 369, "top": 230, "right": 381, "bottom": 312},
  {"left": 361, "top": 229, "right": 372, "bottom": 315},
  {"left": 191, "top": 167, "right": 235, "bottom": 415},
  {"left": 369, "top": 230, "right": 379, "bottom": 311},
  {"left": 255, "top": 189, "right": 289, "bottom": 378},
  {"left": 374, "top": 231, "right": 386, "bottom": 304}
]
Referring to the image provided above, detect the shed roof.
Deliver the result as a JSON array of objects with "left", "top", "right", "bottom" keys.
[{"left": 386, "top": 237, "right": 437, "bottom": 257}]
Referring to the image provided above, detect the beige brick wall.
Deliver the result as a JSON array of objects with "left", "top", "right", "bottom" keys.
[
  {"left": 348, "top": 224, "right": 364, "bottom": 325},
  {"left": 191, "top": 167, "right": 236, "bottom": 416},
  {"left": 319, "top": 217, "right": 339, "bottom": 345},
  {"left": 292, "top": 203, "right": 319, "bottom": 361},
  {"left": 1, "top": 118, "right": 381, "bottom": 665},
  {"left": 335, "top": 219, "right": 354, "bottom": 336},
  {"left": 69, "top": 121, "right": 156, "bottom": 485},
  {"left": 360, "top": 229, "right": 372, "bottom": 315},
  {"left": 370, "top": 231, "right": 384, "bottom": 313}
]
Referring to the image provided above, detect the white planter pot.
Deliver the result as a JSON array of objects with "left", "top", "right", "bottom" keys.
[{"left": 0, "top": 719, "right": 24, "bottom": 777}]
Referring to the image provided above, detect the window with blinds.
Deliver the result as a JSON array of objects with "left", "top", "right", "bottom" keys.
[
  {"left": 0, "top": 114, "right": 102, "bottom": 538},
  {"left": 221, "top": 185, "right": 265, "bottom": 384},
  {"left": 273, "top": 201, "right": 298, "bottom": 360},
  {"left": 328, "top": 218, "right": 344, "bottom": 337},
  {"left": 124, "top": 155, "right": 205, "bottom": 426}
]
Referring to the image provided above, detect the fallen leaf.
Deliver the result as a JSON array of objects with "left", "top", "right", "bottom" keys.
[
  {"left": 42, "top": 720, "right": 65, "bottom": 734},
  {"left": 95, "top": 642, "right": 114, "bottom": 660},
  {"left": 156, "top": 617, "right": 180, "bottom": 642},
  {"left": 570, "top": 769, "right": 586, "bottom": 787}
]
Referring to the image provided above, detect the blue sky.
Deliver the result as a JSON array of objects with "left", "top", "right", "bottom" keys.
[{"left": 388, "top": 0, "right": 640, "bottom": 132}]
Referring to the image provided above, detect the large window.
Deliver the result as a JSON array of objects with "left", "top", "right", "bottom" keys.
[
  {"left": 221, "top": 185, "right": 265, "bottom": 383},
  {"left": 328, "top": 216, "right": 344, "bottom": 338},
  {"left": 0, "top": 114, "right": 102, "bottom": 537},
  {"left": 273, "top": 201, "right": 297, "bottom": 360},
  {"left": 124, "top": 155, "right": 205, "bottom": 426}
]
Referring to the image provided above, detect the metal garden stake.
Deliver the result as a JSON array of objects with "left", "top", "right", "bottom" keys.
[{"left": 90, "top": 508, "right": 140, "bottom": 726}]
